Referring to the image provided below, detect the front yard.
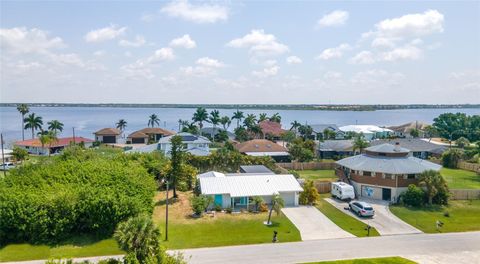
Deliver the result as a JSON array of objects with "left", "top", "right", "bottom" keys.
[
  {"left": 295, "top": 169, "right": 338, "bottom": 181},
  {"left": 153, "top": 191, "right": 301, "bottom": 249},
  {"left": 390, "top": 200, "right": 480, "bottom": 233},
  {"left": 440, "top": 168, "right": 480, "bottom": 189}
]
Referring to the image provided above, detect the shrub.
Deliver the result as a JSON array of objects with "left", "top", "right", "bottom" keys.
[
  {"left": 401, "top": 184, "right": 425, "bottom": 207},
  {"left": 442, "top": 148, "right": 464, "bottom": 168},
  {"left": 288, "top": 170, "right": 300, "bottom": 179},
  {"left": 214, "top": 204, "right": 222, "bottom": 212},
  {"left": 190, "top": 195, "right": 213, "bottom": 216},
  {"left": 225, "top": 207, "right": 233, "bottom": 214},
  {"left": 299, "top": 180, "right": 320, "bottom": 205}
]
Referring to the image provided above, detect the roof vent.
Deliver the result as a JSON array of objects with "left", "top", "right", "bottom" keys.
[
  {"left": 267, "top": 144, "right": 271, "bottom": 148},
  {"left": 254, "top": 144, "right": 259, "bottom": 148}
]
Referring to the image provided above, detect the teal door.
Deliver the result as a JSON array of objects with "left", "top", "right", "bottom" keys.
[{"left": 214, "top": 195, "right": 223, "bottom": 206}]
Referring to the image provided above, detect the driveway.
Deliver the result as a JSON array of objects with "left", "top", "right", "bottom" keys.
[
  {"left": 282, "top": 206, "right": 354, "bottom": 240},
  {"left": 325, "top": 198, "right": 422, "bottom": 235}
]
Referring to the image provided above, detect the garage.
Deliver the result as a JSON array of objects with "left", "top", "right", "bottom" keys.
[
  {"left": 280, "top": 192, "right": 297, "bottom": 206},
  {"left": 102, "top": 135, "right": 117, "bottom": 144},
  {"left": 131, "top": 137, "right": 146, "bottom": 144},
  {"left": 361, "top": 185, "right": 382, "bottom": 200}
]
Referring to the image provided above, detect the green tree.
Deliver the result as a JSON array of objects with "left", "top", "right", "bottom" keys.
[
  {"left": 298, "top": 125, "right": 313, "bottom": 140},
  {"left": 190, "top": 195, "right": 213, "bottom": 216},
  {"left": 299, "top": 180, "right": 319, "bottom": 205},
  {"left": 258, "top": 113, "right": 268, "bottom": 122},
  {"left": 47, "top": 120, "right": 64, "bottom": 134},
  {"left": 232, "top": 110, "right": 244, "bottom": 129},
  {"left": 266, "top": 194, "right": 284, "bottom": 225},
  {"left": 24, "top": 113, "right": 43, "bottom": 139},
  {"left": 419, "top": 170, "right": 449, "bottom": 205},
  {"left": 243, "top": 114, "right": 257, "bottom": 129},
  {"left": 269, "top": 113, "right": 281, "bottom": 123},
  {"left": 424, "top": 125, "right": 438, "bottom": 141},
  {"left": 220, "top": 116, "right": 231, "bottom": 131},
  {"left": 353, "top": 135, "right": 369, "bottom": 154},
  {"left": 12, "top": 147, "right": 28, "bottom": 163},
  {"left": 114, "top": 215, "right": 162, "bottom": 263},
  {"left": 192, "top": 107, "right": 208, "bottom": 129},
  {"left": 433, "top": 113, "right": 468, "bottom": 143},
  {"left": 116, "top": 119, "right": 127, "bottom": 131},
  {"left": 456, "top": 137, "right": 470, "bottom": 149},
  {"left": 234, "top": 126, "right": 249, "bottom": 142},
  {"left": 38, "top": 130, "right": 58, "bottom": 156},
  {"left": 402, "top": 184, "right": 425, "bottom": 207},
  {"left": 148, "top": 114, "right": 160, "bottom": 128},
  {"left": 252, "top": 196, "right": 264, "bottom": 212},
  {"left": 281, "top": 131, "right": 296, "bottom": 147},
  {"left": 169, "top": 135, "right": 185, "bottom": 198},
  {"left": 16, "top": 103, "right": 29, "bottom": 141},
  {"left": 181, "top": 122, "right": 199, "bottom": 135},
  {"left": 290, "top": 121, "right": 301, "bottom": 134},
  {"left": 323, "top": 129, "right": 336, "bottom": 140},
  {"left": 442, "top": 148, "right": 464, "bottom": 168},
  {"left": 288, "top": 138, "right": 315, "bottom": 162},
  {"left": 409, "top": 128, "right": 420, "bottom": 138},
  {"left": 208, "top": 110, "right": 221, "bottom": 142}
]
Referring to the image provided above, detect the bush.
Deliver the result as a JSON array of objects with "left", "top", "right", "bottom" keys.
[
  {"left": 225, "top": 207, "right": 233, "bottom": 214},
  {"left": 190, "top": 195, "right": 213, "bottom": 216},
  {"left": 299, "top": 180, "right": 320, "bottom": 205},
  {"left": 442, "top": 148, "right": 464, "bottom": 168},
  {"left": 214, "top": 204, "right": 222, "bottom": 212},
  {"left": 401, "top": 184, "right": 425, "bottom": 207},
  {"left": 259, "top": 203, "right": 268, "bottom": 212}
]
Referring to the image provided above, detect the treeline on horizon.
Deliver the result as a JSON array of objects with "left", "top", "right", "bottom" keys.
[{"left": 1, "top": 103, "right": 479, "bottom": 111}]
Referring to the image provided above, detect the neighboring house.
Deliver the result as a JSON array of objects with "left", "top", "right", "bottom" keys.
[
  {"left": 0, "top": 149, "right": 14, "bottom": 163},
  {"left": 127, "top": 132, "right": 211, "bottom": 156},
  {"left": 369, "top": 138, "right": 447, "bottom": 159},
  {"left": 201, "top": 127, "right": 235, "bottom": 140},
  {"left": 317, "top": 140, "right": 354, "bottom": 159},
  {"left": 310, "top": 124, "right": 345, "bottom": 140},
  {"left": 335, "top": 143, "right": 441, "bottom": 202},
  {"left": 127, "top": 127, "right": 175, "bottom": 144},
  {"left": 235, "top": 139, "right": 290, "bottom": 162},
  {"left": 14, "top": 137, "right": 94, "bottom": 155},
  {"left": 388, "top": 121, "right": 429, "bottom": 138},
  {"left": 258, "top": 120, "right": 286, "bottom": 140},
  {"left": 94, "top": 128, "right": 122, "bottom": 144},
  {"left": 239, "top": 165, "right": 275, "bottom": 174},
  {"left": 197, "top": 171, "right": 303, "bottom": 209},
  {"left": 339, "top": 125, "right": 393, "bottom": 141}
]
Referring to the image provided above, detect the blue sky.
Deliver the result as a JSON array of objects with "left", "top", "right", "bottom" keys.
[{"left": 1, "top": 0, "right": 479, "bottom": 104}]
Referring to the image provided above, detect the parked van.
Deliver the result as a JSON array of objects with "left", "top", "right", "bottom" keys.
[{"left": 331, "top": 182, "right": 355, "bottom": 200}]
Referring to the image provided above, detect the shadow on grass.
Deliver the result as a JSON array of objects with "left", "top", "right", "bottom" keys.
[
  {"left": 155, "top": 197, "right": 181, "bottom": 207},
  {"left": 1, "top": 233, "right": 115, "bottom": 249}
]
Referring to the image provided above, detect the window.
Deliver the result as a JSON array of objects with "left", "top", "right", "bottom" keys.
[
  {"left": 363, "top": 171, "right": 372, "bottom": 176},
  {"left": 378, "top": 153, "right": 386, "bottom": 157},
  {"left": 407, "top": 174, "right": 416, "bottom": 179},
  {"left": 384, "top": 173, "right": 394, "bottom": 179}
]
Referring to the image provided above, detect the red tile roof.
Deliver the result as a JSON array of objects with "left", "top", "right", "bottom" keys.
[
  {"left": 234, "top": 139, "right": 287, "bottom": 153},
  {"left": 258, "top": 120, "right": 286, "bottom": 137},
  {"left": 94, "top": 128, "right": 121, "bottom": 135},
  {"left": 15, "top": 137, "right": 94, "bottom": 148},
  {"left": 138, "top": 127, "right": 175, "bottom": 136}
]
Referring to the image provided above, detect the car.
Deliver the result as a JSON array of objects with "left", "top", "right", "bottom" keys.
[
  {"left": 349, "top": 201, "right": 375, "bottom": 217},
  {"left": 0, "top": 162, "right": 15, "bottom": 171}
]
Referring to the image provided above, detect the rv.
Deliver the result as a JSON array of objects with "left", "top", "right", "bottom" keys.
[{"left": 331, "top": 182, "right": 355, "bottom": 200}]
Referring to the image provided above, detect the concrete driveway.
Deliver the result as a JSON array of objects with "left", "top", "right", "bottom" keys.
[
  {"left": 325, "top": 198, "right": 422, "bottom": 236},
  {"left": 282, "top": 206, "right": 354, "bottom": 240}
]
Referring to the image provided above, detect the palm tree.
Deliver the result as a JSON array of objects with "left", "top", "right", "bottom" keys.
[
  {"left": 114, "top": 214, "right": 162, "bottom": 262},
  {"left": 17, "top": 104, "right": 30, "bottom": 141},
  {"left": 290, "top": 120, "right": 301, "bottom": 134},
  {"left": 47, "top": 120, "right": 64, "bottom": 134},
  {"left": 269, "top": 113, "right": 281, "bottom": 123},
  {"left": 353, "top": 135, "right": 369, "bottom": 154},
  {"left": 243, "top": 114, "right": 257, "bottom": 129},
  {"left": 208, "top": 110, "right": 221, "bottom": 141},
  {"left": 266, "top": 194, "right": 285, "bottom": 225},
  {"left": 148, "top": 114, "right": 160, "bottom": 127},
  {"left": 419, "top": 170, "right": 448, "bottom": 205},
  {"left": 178, "top": 119, "right": 189, "bottom": 131},
  {"left": 192, "top": 107, "right": 208, "bottom": 129},
  {"left": 24, "top": 113, "right": 43, "bottom": 139},
  {"left": 259, "top": 113, "right": 268, "bottom": 122},
  {"left": 232, "top": 110, "right": 244, "bottom": 129},
  {"left": 220, "top": 116, "right": 231, "bottom": 131},
  {"left": 37, "top": 130, "right": 57, "bottom": 156}
]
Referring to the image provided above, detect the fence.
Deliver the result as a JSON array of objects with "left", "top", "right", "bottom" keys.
[
  {"left": 458, "top": 161, "right": 480, "bottom": 173},
  {"left": 314, "top": 181, "right": 332, "bottom": 194},
  {"left": 450, "top": 189, "right": 480, "bottom": 200},
  {"left": 277, "top": 162, "right": 336, "bottom": 170}
]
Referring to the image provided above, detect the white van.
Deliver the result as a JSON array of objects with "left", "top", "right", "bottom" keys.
[{"left": 331, "top": 182, "right": 355, "bottom": 200}]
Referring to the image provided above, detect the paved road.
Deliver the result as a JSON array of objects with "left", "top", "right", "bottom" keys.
[
  {"left": 325, "top": 198, "right": 422, "bottom": 235},
  {"left": 177, "top": 232, "right": 480, "bottom": 264},
  {"left": 282, "top": 206, "right": 354, "bottom": 240}
]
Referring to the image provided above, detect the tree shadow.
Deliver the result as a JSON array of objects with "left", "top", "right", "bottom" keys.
[{"left": 155, "top": 197, "right": 181, "bottom": 207}]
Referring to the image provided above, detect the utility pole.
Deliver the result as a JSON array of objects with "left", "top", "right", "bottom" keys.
[
  {"left": 72, "top": 127, "right": 76, "bottom": 144},
  {"left": 165, "top": 179, "right": 169, "bottom": 241},
  {"left": 1, "top": 133, "right": 6, "bottom": 177}
]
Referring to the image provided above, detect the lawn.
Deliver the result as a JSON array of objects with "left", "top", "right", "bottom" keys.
[
  {"left": 0, "top": 236, "right": 122, "bottom": 262},
  {"left": 315, "top": 195, "right": 380, "bottom": 237},
  {"left": 440, "top": 168, "right": 480, "bottom": 189},
  {"left": 295, "top": 169, "right": 338, "bottom": 181},
  {"left": 303, "top": 256, "right": 416, "bottom": 264},
  {"left": 153, "top": 191, "right": 301, "bottom": 249},
  {"left": 390, "top": 200, "right": 480, "bottom": 233}
]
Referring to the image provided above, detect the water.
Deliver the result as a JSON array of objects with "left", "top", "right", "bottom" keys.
[{"left": 1, "top": 106, "right": 479, "bottom": 146}]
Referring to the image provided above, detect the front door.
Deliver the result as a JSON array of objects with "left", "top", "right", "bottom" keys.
[
  {"left": 214, "top": 195, "right": 222, "bottom": 207},
  {"left": 382, "top": 188, "right": 391, "bottom": 201}
]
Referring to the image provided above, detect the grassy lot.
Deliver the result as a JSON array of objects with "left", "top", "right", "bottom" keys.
[
  {"left": 303, "top": 256, "right": 416, "bottom": 264},
  {"left": 153, "top": 191, "right": 301, "bottom": 249},
  {"left": 315, "top": 194, "right": 380, "bottom": 237},
  {"left": 390, "top": 200, "right": 480, "bottom": 233},
  {"left": 295, "top": 169, "right": 338, "bottom": 181},
  {"left": 440, "top": 168, "right": 480, "bottom": 189},
  {"left": 0, "top": 236, "right": 122, "bottom": 262}
]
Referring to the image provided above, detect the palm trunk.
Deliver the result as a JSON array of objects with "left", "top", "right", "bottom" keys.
[
  {"left": 31, "top": 128, "right": 34, "bottom": 139},
  {"left": 21, "top": 115, "right": 25, "bottom": 141},
  {"left": 267, "top": 200, "right": 276, "bottom": 225}
]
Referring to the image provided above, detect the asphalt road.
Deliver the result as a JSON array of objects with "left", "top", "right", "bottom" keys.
[{"left": 176, "top": 232, "right": 480, "bottom": 264}]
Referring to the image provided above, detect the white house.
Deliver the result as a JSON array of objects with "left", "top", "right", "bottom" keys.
[
  {"left": 14, "top": 137, "right": 94, "bottom": 155},
  {"left": 339, "top": 125, "right": 393, "bottom": 141},
  {"left": 127, "top": 132, "right": 211, "bottom": 156},
  {"left": 198, "top": 171, "right": 303, "bottom": 209}
]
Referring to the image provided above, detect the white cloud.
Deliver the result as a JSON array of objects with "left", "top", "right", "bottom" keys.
[
  {"left": 227, "top": 29, "right": 289, "bottom": 56},
  {"left": 120, "top": 48, "right": 174, "bottom": 79},
  {"left": 375, "top": 10, "right": 444, "bottom": 38},
  {"left": 85, "top": 24, "right": 127, "bottom": 43},
  {"left": 380, "top": 45, "right": 422, "bottom": 61},
  {"left": 350, "top": 51, "right": 376, "bottom": 64},
  {"left": 317, "top": 10, "right": 349, "bottom": 28},
  {"left": 371, "top": 37, "right": 396, "bottom": 48},
  {"left": 196, "top": 57, "right": 224, "bottom": 68},
  {"left": 161, "top": 0, "right": 228, "bottom": 24},
  {"left": 0, "top": 27, "right": 64, "bottom": 54},
  {"left": 93, "top": 50, "right": 106, "bottom": 56},
  {"left": 352, "top": 69, "right": 405, "bottom": 87},
  {"left": 169, "top": 34, "right": 196, "bottom": 49},
  {"left": 147, "top": 48, "right": 175, "bottom": 64},
  {"left": 180, "top": 66, "right": 216, "bottom": 77},
  {"left": 252, "top": 65, "right": 280, "bottom": 77},
  {"left": 119, "top": 35, "right": 146, "bottom": 47},
  {"left": 316, "top": 43, "right": 351, "bottom": 60},
  {"left": 286, "top": 56, "right": 302, "bottom": 64}
]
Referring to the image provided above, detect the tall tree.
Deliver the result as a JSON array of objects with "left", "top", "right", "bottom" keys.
[
  {"left": 192, "top": 107, "right": 208, "bottom": 129},
  {"left": 259, "top": 113, "right": 268, "bottom": 122},
  {"left": 266, "top": 194, "right": 285, "bottom": 225},
  {"left": 433, "top": 113, "right": 468, "bottom": 143},
  {"left": 24, "top": 113, "right": 43, "bottom": 139},
  {"left": 208, "top": 110, "right": 221, "bottom": 142},
  {"left": 47, "top": 120, "right": 64, "bottom": 134},
  {"left": 220, "top": 116, "right": 231, "bottom": 131},
  {"left": 243, "top": 114, "right": 257, "bottom": 129},
  {"left": 148, "top": 114, "right": 160, "bottom": 127},
  {"left": 269, "top": 113, "right": 281, "bottom": 123},
  {"left": 298, "top": 125, "right": 313, "bottom": 140},
  {"left": 419, "top": 170, "right": 448, "bottom": 205},
  {"left": 232, "top": 110, "right": 244, "bottom": 129},
  {"left": 116, "top": 119, "right": 127, "bottom": 131},
  {"left": 353, "top": 135, "right": 369, "bottom": 154},
  {"left": 16, "top": 104, "right": 29, "bottom": 141},
  {"left": 169, "top": 135, "right": 185, "bottom": 198},
  {"left": 290, "top": 121, "right": 301, "bottom": 134},
  {"left": 38, "top": 130, "right": 57, "bottom": 156}
]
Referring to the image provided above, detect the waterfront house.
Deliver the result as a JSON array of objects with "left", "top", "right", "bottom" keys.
[
  {"left": 234, "top": 139, "right": 290, "bottom": 162},
  {"left": 197, "top": 171, "right": 303, "bottom": 209},
  {"left": 339, "top": 125, "right": 393, "bottom": 141},
  {"left": 127, "top": 132, "right": 211, "bottom": 156},
  {"left": 258, "top": 120, "right": 286, "bottom": 140},
  {"left": 310, "top": 124, "right": 345, "bottom": 140},
  {"left": 200, "top": 127, "right": 235, "bottom": 140},
  {"left": 335, "top": 143, "right": 441, "bottom": 202},
  {"left": 14, "top": 137, "right": 94, "bottom": 155},
  {"left": 317, "top": 140, "right": 354, "bottom": 159},
  {"left": 127, "top": 127, "right": 175, "bottom": 144},
  {"left": 94, "top": 128, "right": 121, "bottom": 144},
  {"left": 388, "top": 121, "right": 429, "bottom": 138},
  {"left": 0, "top": 149, "right": 14, "bottom": 163},
  {"left": 369, "top": 138, "right": 446, "bottom": 159}
]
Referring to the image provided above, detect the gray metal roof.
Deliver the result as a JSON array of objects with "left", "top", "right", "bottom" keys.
[
  {"left": 240, "top": 165, "right": 274, "bottom": 174},
  {"left": 310, "top": 124, "right": 340, "bottom": 133},
  {"left": 369, "top": 138, "right": 447, "bottom": 153},
  {"left": 201, "top": 127, "right": 235, "bottom": 138},
  {"left": 336, "top": 154, "right": 441, "bottom": 174},
  {"left": 318, "top": 140, "right": 354, "bottom": 151},
  {"left": 158, "top": 132, "right": 211, "bottom": 144},
  {"left": 365, "top": 143, "right": 410, "bottom": 153}
]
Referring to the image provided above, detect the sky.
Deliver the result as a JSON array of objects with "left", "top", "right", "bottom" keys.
[{"left": 1, "top": 0, "right": 479, "bottom": 104}]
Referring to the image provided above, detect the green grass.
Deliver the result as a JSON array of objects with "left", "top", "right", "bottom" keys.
[
  {"left": 303, "top": 256, "right": 416, "bottom": 264},
  {"left": 0, "top": 236, "right": 122, "bottom": 262},
  {"left": 440, "top": 168, "right": 480, "bottom": 189},
  {"left": 295, "top": 170, "right": 338, "bottom": 181},
  {"left": 390, "top": 200, "right": 480, "bottom": 233},
  {"left": 315, "top": 195, "right": 380, "bottom": 237}
]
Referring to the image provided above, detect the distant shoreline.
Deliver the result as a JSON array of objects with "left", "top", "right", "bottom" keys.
[{"left": 1, "top": 103, "right": 479, "bottom": 111}]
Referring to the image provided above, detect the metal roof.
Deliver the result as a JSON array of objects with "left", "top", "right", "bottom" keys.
[
  {"left": 240, "top": 165, "right": 274, "bottom": 174},
  {"left": 370, "top": 138, "right": 447, "bottom": 153},
  {"left": 244, "top": 151, "right": 290, "bottom": 156},
  {"left": 309, "top": 124, "right": 340, "bottom": 133},
  {"left": 365, "top": 143, "right": 410, "bottom": 153},
  {"left": 336, "top": 154, "right": 441, "bottom": 174},
  {"left": 199, "top": 173, "right": 303, "bottom": 197},
  {"left": 339, "top": 125, "right": 392, "bottom": 134},
  {"left": 318, "top": 140, "right": 354, "bottom": 151},
  {"left": 158, "top": 132, "right": 211, "bottom": 144}
]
